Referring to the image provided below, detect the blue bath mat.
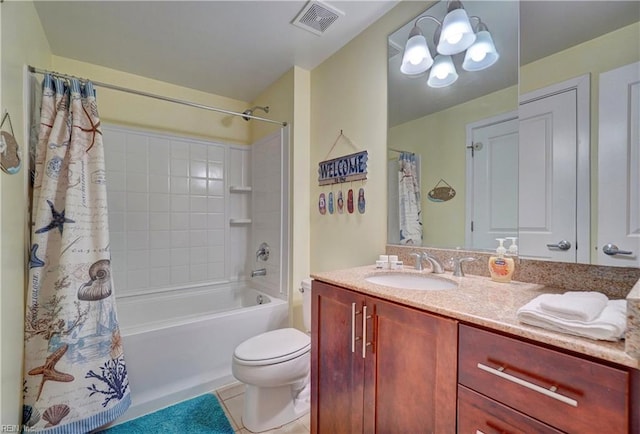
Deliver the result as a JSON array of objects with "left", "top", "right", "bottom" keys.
[{"left": 97, "top": 394, "right": 234, "bottom": 434}]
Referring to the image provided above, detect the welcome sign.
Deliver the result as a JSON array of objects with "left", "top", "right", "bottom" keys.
[{"left": 318, "top": 151, "right": 368, "bottom": 186}]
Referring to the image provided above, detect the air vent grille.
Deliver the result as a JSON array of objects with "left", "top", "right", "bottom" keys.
[{"left": 292, "top": 1, "right": 344, "bottom": 36}]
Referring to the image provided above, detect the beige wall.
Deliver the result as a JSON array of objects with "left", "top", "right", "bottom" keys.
[
  {"left": 521, "top": 22, "right": 640, "bottom": 260},
  {"left": 0, "top": 0, "right": 51, "bottom": 424},
  {"left": 389, "top": 86, "right": 517, "bottom": 247},
  {"left": 309, "top": 1, "right": 428, "bottom": 272},
  {"left": 51, "top": 56, "right": 251, "bottom": 144}
]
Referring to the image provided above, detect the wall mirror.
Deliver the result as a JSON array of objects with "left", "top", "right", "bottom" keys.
[
  {"left": 387, "top": 0, "right": 519, "bottom": 251},
  {"left": 387, "top": 0, "right": 640, "bottom": 266}
]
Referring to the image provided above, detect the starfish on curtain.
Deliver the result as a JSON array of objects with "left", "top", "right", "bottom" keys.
[
  {"left": 29, "top": 244, "right": 45, "bottom": 269},
  {"left": 35, "top": 200, "right": 75, "bottom": 235},
  {"left": 28, "top": 343, "right": 75, "bottom": 401}
]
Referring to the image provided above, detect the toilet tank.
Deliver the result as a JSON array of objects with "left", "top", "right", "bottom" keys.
[{"left": 301, "top": 278, "right": 312, "bottom": 332}]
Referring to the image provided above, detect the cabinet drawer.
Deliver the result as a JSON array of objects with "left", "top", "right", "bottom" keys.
[
  {"left": 458, "top": 385, "right": 563, "bottom": 434},
  {"left": 458, "top": 325, "right": 629, "bottom": 434}
]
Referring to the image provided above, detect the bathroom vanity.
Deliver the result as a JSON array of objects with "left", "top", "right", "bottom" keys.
[{"left": 310, "top": 267, "right": 640, "bottom": 434}]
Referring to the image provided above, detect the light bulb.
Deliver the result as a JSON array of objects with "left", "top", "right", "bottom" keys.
[
  {"left": 470, "top": 47, "right": 487, "bottom": 62},
  {"left": 406, "top": 35, "right": 428, "bottom": 65},
  {"left": 409, "top": 53, "right": 422, "bottom": 65},
  {"left": 446, "top": 32, "right": 463, "bottom": 45},
  {"left": 435, "top": 67, "right": 448, "bottom": 79}
]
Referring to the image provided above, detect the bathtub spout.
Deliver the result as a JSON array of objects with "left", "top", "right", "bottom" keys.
[{"left": 251, "top": 268, "right": 267, "bottom": 277}]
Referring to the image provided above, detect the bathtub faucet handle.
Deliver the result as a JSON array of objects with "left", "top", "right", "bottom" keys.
[{"left": 256, "top": 242, "right": 270, "bottom": 261}]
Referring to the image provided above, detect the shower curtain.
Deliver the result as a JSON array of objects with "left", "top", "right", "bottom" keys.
[
  {"left": 22, "top": 75, "right": 130, "bottom": 432},
  {"left": 398, "top": 152, "right": 422, "bottom": 245}
]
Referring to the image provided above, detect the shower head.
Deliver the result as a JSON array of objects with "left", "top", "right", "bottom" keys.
[{"left": 241, "top": 105, "right": 269, "bottom": 121}]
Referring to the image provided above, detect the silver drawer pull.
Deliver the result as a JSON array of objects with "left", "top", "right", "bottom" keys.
[
  {"left": 351, "top": 303, "right": 361, "bottom": 353},
  {"left": 362, "top": 306, "right": 373, "bottom": 358},
  {"left": 477, "top": 363, "right": 578, "bottom": 407},
  {"left": 476, "top": 431, "right": 486, "bottom": 434}
]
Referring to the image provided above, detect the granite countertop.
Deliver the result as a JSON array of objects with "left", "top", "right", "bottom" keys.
[{"left": 311, "top": 265, "right": 640, "bottom": 370}]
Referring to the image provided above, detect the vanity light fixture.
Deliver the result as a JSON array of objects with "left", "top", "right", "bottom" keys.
[
  {"left": 400, "top": 16, "right": 438, "bottom": 76},
  {"left": 400, "top": 0, "right": 498, "bottom": 87},
  {"left": 462, "top": 20, "right": 499, "bottom": 71},
  {"left": 437, "top": 1, "right": 476, "bottom": 55},
  {"left": 427, "top": 54, "right": 459, "bottom": 88}
]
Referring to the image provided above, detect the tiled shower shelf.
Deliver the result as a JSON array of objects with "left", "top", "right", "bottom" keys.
[
  {"left": 229, "top": 186, "right": 252, "bottom": 193},
  {"left": 229, "top": 219, "right": 252, "bottom": 225}
]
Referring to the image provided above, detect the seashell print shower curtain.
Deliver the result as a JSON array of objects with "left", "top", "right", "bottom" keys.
[{"left": 22, "top": 75, "right": 130, "bottom": 433}]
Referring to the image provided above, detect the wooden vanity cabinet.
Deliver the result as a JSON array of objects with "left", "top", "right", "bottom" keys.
[
  {"left": 458, "top": 324, "right": 631, "bottom": 434},
  {"left": 311, "top": 280, "right": 457, "bottom": 434}
]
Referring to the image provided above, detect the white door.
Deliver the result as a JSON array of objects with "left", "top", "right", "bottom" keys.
[
  {"left": 466, "top": 114, "right": 518, "bottom": 250},
  {"left": 518, "top": 75, "right": 590, "bottom": 263},
  {"left": 597, "top": 61, "right": 640, "bottom": 267}
]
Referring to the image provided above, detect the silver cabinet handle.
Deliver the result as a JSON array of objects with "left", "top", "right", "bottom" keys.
[
  {"left": 477, "top": 363, "right": 578, "bottom": 407},
  {"left": 475, "top": 431, "right": 486, "bottom": 434},
  {"left": 362, "top": 306, "right": 373, "bottom": 358},
  {"left": 546, "top": 240, "right": 571, "bottom": 250},
  {"left": 351, "top": 303, "right": 361, "bottom": 353},
  {"left": 602, "top": 243, "right": 633, "bottom": 256}
]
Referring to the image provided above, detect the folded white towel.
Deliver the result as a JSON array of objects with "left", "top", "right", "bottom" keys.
[
  {"left": 517, "top": 294, "right": 627, "bottom": 342},
  {"left": 539, "top": 291, "right": 609, "bottom": 322}
]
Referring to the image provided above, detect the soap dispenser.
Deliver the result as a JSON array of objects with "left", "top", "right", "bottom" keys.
[
  {"left": 506, "top": 237, "right": 518, "bottom": 255},
  {"left": 488, "top": 238, "right": 515, "bottom": 283}
]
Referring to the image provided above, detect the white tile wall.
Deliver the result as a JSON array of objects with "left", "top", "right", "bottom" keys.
[
  {"left": 250, "top": 132, "right": 286, "bottom": 299},
  {"left": 103, "top": 125, "right": 251, "bottom": 295}
]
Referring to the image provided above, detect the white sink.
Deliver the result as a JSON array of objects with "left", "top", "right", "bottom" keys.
[{"left": 365, "top": 273, "right": 457, "bottom": 291}]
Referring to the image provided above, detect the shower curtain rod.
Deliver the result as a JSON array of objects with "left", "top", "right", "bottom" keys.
[
  {"left": 389, "top": 148, "right": 414, "bottom": 154},
  {"left": 28, "top": 66, "right": 288, "bottom": 127}
]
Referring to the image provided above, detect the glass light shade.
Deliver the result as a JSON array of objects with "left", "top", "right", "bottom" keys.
[
  {"left": 400, "top": 33, "right": 433, "bottom": 75},
  {"left": 462, "top": 30, "right": 499, "bottom": 71},
  {"left": 427, "top": 55, "right": 458, "bottom": 88},
  {"left": 437, "top": 9, "right": 476, "bottom": 55}
]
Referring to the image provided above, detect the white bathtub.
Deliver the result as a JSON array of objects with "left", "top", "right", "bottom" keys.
[{"left": 114, "top": 283, "right": 288, "bottom": 422}]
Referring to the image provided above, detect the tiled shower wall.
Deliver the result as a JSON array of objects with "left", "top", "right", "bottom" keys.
[
  {"left": 250, "top": 131, "right": 287, "bottom": 298},
  {"left": 103, "top": 125, "right": 251, "bottom": 296}
]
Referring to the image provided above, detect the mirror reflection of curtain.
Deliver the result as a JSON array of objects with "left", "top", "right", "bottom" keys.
[{"left": 398, "top": 152, "right": 422, "bottom": 245}]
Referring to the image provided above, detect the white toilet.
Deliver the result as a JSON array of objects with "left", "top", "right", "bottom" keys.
[{"left": 232, "top": 278, "right": 312, "bottom": 433}]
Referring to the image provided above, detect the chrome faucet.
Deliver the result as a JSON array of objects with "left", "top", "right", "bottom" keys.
[
  {"left": 452, "top": 257, "right": 476, "bottom": 277},
  {"left": 411, "top": 252, "right": 445, "bottom": 274},
  {"left": 410, "top": 253, "right": 424, "bottom": 271},
  {"left": 423, "top": 253, "right": 445, "bottom": 274},
  {"left": 251, "top": 268, "right": 267, "bottom": 277}
]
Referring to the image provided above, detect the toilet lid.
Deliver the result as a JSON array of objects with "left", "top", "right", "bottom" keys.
[{"left": 234, "top": 328, "right": 310, "bottom": 365}]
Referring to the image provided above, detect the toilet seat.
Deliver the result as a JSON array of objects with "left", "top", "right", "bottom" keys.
[{"left": 234, "top": 328, "right": 310, "bottom": 366}]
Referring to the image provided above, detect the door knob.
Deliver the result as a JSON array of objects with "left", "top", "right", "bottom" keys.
[
  {"left": 602, "top": 243, "right": 633, "bottom": 256},
  {"left": 546, "top": 240, "right": 571, "bottom": 251}
]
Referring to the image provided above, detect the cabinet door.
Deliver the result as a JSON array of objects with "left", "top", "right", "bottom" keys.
[
  {"left": 311, "top": 281, "right": 365, "bottom": 434},
  {"left": 366, "top": 297, "right": 457, "bottom": 434}
]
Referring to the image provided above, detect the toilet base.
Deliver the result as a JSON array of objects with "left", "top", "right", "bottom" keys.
[{"left": 242, "top": 378, "right": 310, "bottom": 433}]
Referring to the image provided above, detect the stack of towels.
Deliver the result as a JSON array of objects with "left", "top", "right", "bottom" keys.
[{"left": 516, "top": 291, "right": 627, "bottom": 341}]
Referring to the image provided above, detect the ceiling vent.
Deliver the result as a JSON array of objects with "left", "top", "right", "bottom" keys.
[{"left": 292, "top": 0, "right": 344, "bottom": 36}]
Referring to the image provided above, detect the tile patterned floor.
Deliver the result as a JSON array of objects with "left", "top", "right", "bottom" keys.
[{"left": 214, "top": 381, "right": 310, "bottom": 434}]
